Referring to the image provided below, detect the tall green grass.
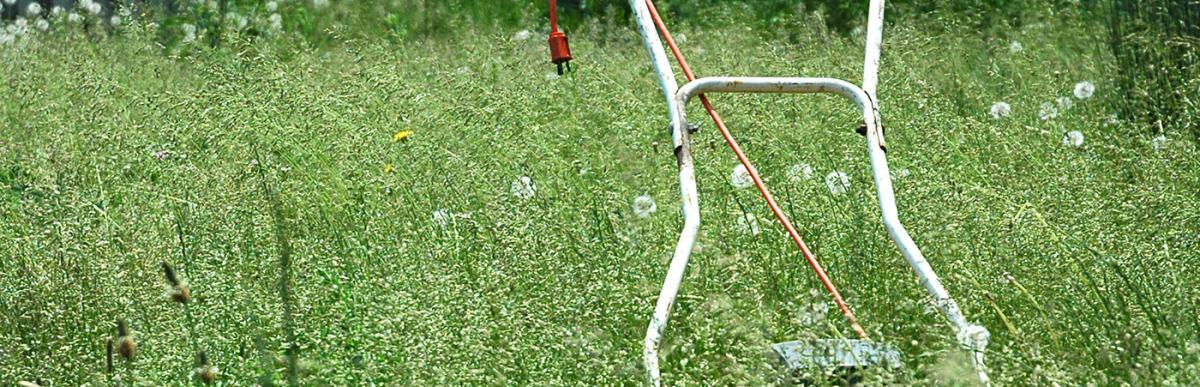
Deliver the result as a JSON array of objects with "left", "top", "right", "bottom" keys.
[{"left": 1, "top": 4, "right": 1198, "bottom": 385}]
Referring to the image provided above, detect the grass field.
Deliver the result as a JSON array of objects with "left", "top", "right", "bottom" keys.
[{"left": 2, "top": 5, "right": 1199, "bottom": 386}]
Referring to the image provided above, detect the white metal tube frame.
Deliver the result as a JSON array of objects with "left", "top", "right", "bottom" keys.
[{"left": 631, "top": 0, "right": 991, "bottom": 385}]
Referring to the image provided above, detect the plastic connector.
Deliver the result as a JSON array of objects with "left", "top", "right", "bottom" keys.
[{"left": 548, "top": 31, "right": 572, "bottom": 75}]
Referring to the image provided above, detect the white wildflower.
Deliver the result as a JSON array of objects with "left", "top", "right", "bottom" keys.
[
  {"left": 632, "top": 195, "right": 657, "bottom": 218},
  {"left": 735, "top": 212, "right": 761, "bottom": 235},
  {"left": 1150, "top": 135, "right": 1166, "bottom": 151},
  {"left": 510, "top": 176, "right": 537, "bottom": 200},
  {"left": 825, "top": 171, "right": 850, "bottom": 195},
  {"left": 891, "top": 168, "right": 911, "bottom": 180},
  {"left": 312, "top": 0, "right": 329, "bottom": 9},
  {"left": 1009, "top": 40, "right": 1023, "bottom": 53},
  {"left": 266, "top": 0, "right": 278, "bottom": 12},
  {"left": 268, "top": 13, "right": 282, "bottom": 31},
  {"left": 989, "top": 102, "right": 1011, "bottom": 119},
  {"left": 432, "top": 209, "right": 452, "bottom": 227},
  {"left": 1062, "top": 130, "right": 1084, "bottom": 147},
  {"left": 181, "top": 23, "right": 197, "bottom": 43},
  {"left": 25, "top": 2, "right": 41, "bottom": 16},
  {"left": 12, "top": 18, "right": 27, "bottom": 35},
  {"left": 110, "top": 15, "right": 121, "bottom": 27},
  {"left": 1038, "top": 102, "right": 1058, "bottom": 121},
  {"left": 34, "top": 19, "right": 48, "bottom": 31},
  {"left": 1057, "top": 96, "right": 1073, "bottom": 111},
  {"left": 513, "top": 29, "right": 532, "bottom": 41},
  {"left": 730, "top": 164, "right": 753, "bottom": 189},
  {"left": 82, "top": 0, "right": 101, "bottom": 15},
  {"left": 786, "top": 163, "right": 813, "bottom": 182},
  {"left": 1073, "top": 81, "right": 1095, "bottom": 99},
  {"left": 67, "top": 12, "right": 83, "bottom": 23},
  {"left": 50, "top": 6, "right": 63, "bottom": 16},
  {"left": 0, "top": 33, "right": 13, "bottom": 46}
]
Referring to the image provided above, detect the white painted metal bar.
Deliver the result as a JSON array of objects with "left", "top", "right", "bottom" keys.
[
  {"left": 862, "top": 0, "right": 886, "bottom": 101},
  {"left": 628, "top": 1, "right": 701, "bottom": 386}
]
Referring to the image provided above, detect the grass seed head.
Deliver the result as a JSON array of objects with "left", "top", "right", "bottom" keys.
[
  {"left": 117, "top": 336, "right": 136, "bottom": 360},
  {"left": 169, "top": 283, "right": 191, "bottom": 304},
  {"left": 195, "top": 351, "right": 218, "bottom": 383},
  {"left": 115, "top": 319, "right": 135, "bottom": 360}
]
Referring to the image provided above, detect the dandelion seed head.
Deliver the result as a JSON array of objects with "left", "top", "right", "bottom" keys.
[
  {"left": 513, "top": 29, "right": 532, "bottom": 41},
  {"left": 1038, "top": 102, "right": 1058, "bottom": 121},
  {"left": 432, "top": 209, "right": 452, "bottom": 227},
  {"left": 266, "top": 0, "right": 278, "bottom": 12},
  {"left": 1151, "top": 134, "right": 1166, "bottom": 151},
  {"left": 1056, "top": 96, "right": 1073, "bottom": 111},
  {"left": 730, "top": 164, "right": 753, "bottom": 189},
  {"left": 632, "top": 195, "right": 657, "bottom": 218},
  {"left": 181, "top": 23, "right": 197, "bottom": 43},
  {"left": 25, "top": 2, "right": 41, "bottom": 16},
  {"left": 510, "top": 176, "right": 536, "bottom": 200},
  {"left": 0, "top": 33, "right": 14, "bottom": 46},
  {"left": 735, "top": 212, "right": 761, "bottom": 235},
  {"left": 67, "top": 13, "right": 83, "bottom": 23},
  {"left": 1062, "top": 130, "right": 1084, "bottom": 147},
  {"left": 35, "top": 19, "right": 48, "bottom": 32},
  {"left": 268, "top": 13, "right": 282, "bottom": 31},
  {"left": 50, "top": 6, "right": 64, "bottom": 16},
  {"left": 1073, "top": 81, "right": 1095, "bottom": 99},
  {"left": 825, "top": 171, "right": 850, "bottom": 195},
  {"left": 109, "top": 15, "right": 121, "bottom": 27},
  {"left": 989, "top": 102, "right": 1011, "bottom": 119},
  {"left": 1009, "top": 40, "right": 1023, "bottom": 53},
  {"left": 786, "top": 163, "right": 813, "bottom": 182}
]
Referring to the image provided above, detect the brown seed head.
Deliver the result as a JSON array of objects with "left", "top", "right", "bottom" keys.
[
  {"left": 197, "top": 365, "right": 218, "bottom": 384},
  {"left": 118, "top": 336, "right": 136, "bottom": 360},
  {"left": 170, "top": 283, "right": 191, "bottom": 304}
]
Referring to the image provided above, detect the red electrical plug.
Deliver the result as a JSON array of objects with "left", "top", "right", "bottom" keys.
[
  {"left": 548, "top": 0, "right": 572, "bottom": 75},
  {"left": 548, "top": 31, "right": 572, "bottom": 75}
]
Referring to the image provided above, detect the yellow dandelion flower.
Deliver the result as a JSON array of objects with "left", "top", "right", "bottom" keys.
[
  {"left": 393, "top": 130, "right": 413, "bottom": 142},
  {"left": 384, "top": 163, "right": 394, "bottom": 174}
]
